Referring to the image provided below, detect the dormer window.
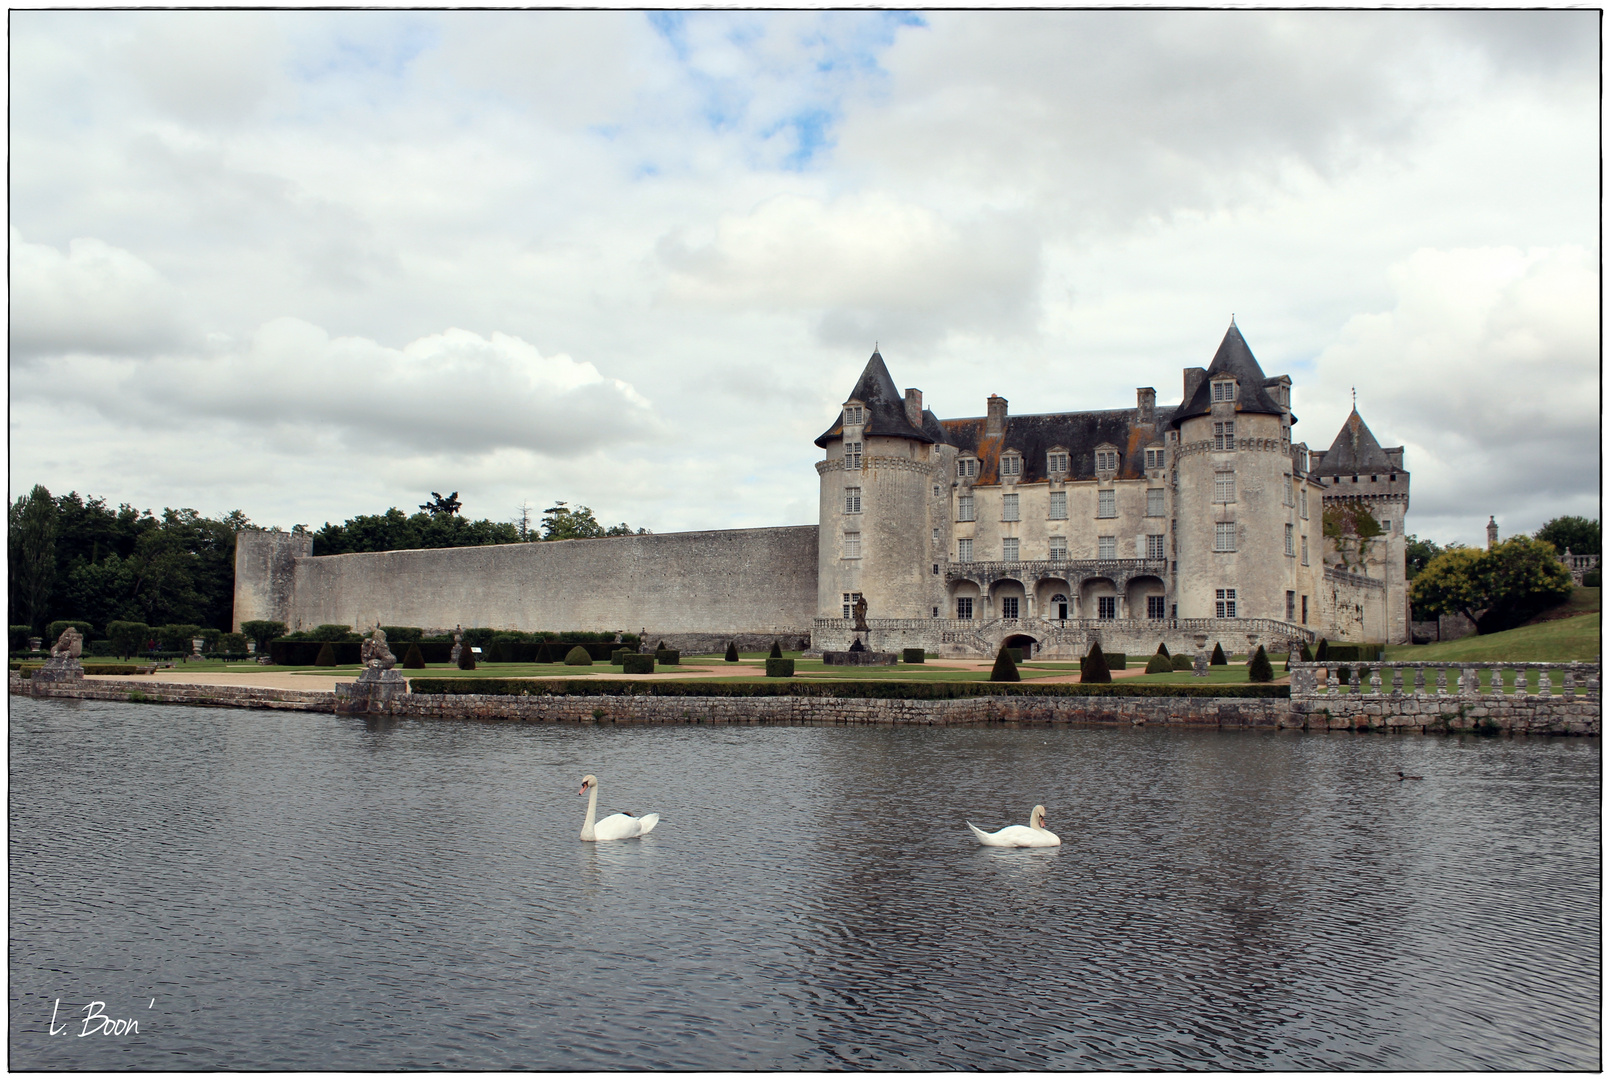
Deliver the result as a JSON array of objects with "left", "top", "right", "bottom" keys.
[
  {"left": 957, "top": 457, "right": 978, "bottom": 479},
  {"left": 1094, "top": 448, "right": 1118, "bottom": 473},
  {"left": 1001, "top": 453, "right": 1022, "bottom": 478},
  {"left": 1144, "top": 447, "right": 1165, "bottom": 470},
  {"left": 844, "top": 404, "right": 864, "bottom": 426},
  {"left": 1047, "top": 450, "right": 1069, "bottom": 475},
  {"left": 1211, "top": 379, "right": 1237, "bottom": 403}
]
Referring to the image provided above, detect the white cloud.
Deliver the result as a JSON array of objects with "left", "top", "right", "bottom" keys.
[{"left": 9, "top": 230, "right": 192, "bottom": 359}]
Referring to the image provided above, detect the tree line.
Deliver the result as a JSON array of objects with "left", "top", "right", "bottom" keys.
[{"left": 1407, "top": 515, "right": 1598, "bottom": 634}]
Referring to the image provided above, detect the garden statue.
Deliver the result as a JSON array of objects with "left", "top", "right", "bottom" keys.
[
  {"left": 450, "top": 625, "right": 464, "bottom": 665},
  {"left": 51, "top": 627, "right": 83, "bottom": 660},
  {"left": 35, "top": 627, "right": 86, "bottom": 683},
  {"left": 361, "top": 624, "right": 396, "bottom": 670},
  {"left": 853, "top": 594, "right": 869, "bottom": 632}
]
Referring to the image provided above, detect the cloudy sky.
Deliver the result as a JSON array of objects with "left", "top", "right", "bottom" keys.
[{"left": 9, "top": 10, "right": 1600, "bottom": 547}]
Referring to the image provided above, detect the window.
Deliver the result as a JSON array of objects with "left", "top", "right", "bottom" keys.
[
  {"left": 1048, "top": 451, "right": 1069, "bottom": 474},
  {"left": 844, "top": 405, "right": 864, "bottom": 426},
  {"left": 1214, "top": 522, "right": 1237, "bottom": 551},
  {"left": 1301, "top": 535, "right": 1309, "bottom": 565},
  {"left": 957, "top": 538, "right": 973, "bottom": 561},
  {"left": 1001, "top": 597, "right": 1019, "bottom": 619},
  {"left": 841, "top": 592, "right": 862, "bottom": 619},
  {"left": 1301, "top": 595, "right": 1308, "bottom": 624},
  {"left": 1297, "top": 448, "right": 1309, "bottom": 473},
  {"left": 957, "top": 495, "right": 975, "bottom": 522},
  {"left": 1146, "top": 489, "right": 1165, "bottom": 517},
  {"left": 1002, "top": 494, "right": 1019, "bottom": 521},
  {"left": 1213, "top": 471, "right": 1235, "bottom": 503},
  {"left": 957, "top": 597, "right": 974, "bottom": 619},
  {"left": 1049, "top": 491, "right": 1068, "bottom": 519},
  {"left": 1049, "top": 536, "right": 1067, "bottom": 561},
  {"left": 1211, "top": 379, "right": 1236, "bottom": 403},
  {"left": 1281, "top": 425, "right": 1290, "bottom": 448},
  {"left": 845, "top": 486, "right": 862, "bottom": 513},
  {"left": 845, "top": 441, "right": 862, "bottom": 468},
  {"left": 1213, "top": 422, "right": 1235, "bottom": 451},
  {"left": 958, "top": 458, "right": 977, "bottom": 478},
  {"left": 1285, "top": 523, "right": 1294, "bottom": 556},
  {"left": 1300, "top": 488, "right": 1308, "bottom": 519},
  {"left": 1098, "top": 490, "right": 1116, "bottom": 518},
  {"left": 1002, "top": 455, "right": 1021, "bottom": 477},
  {"left": 1286, "top": 591, "right": 1296, "bottom": 621},
  {"left": 1002, "top": 537, "right": 1019, "bottom": 561},
  {"left": 1147, "top": 534, "right": 1165, "bottom": 559},
  {"left": 933, "top": 485, "right": 942, "bottom": 498},
  {"left": 932, "top": 528, "right": 939, "bottom": 546},
  {"left": 1098, "top": 536, "right": 1116, "bottom": 559},
  {"left": 1097, "top": 596, "right": 1116, "bottom": 620},
  {"left": 1095, "top": 449, "right": 1118, "bottom": 472},
  {"left": 1283, "top": 477, "right": 1294, "bottom": 506},
  {"left": 1145, "top": 447, "right": 1166, "bottom": 469},
  {"left": 1215, "top": 588, "right": 1237, "bottom": 618},
  {"left": 843, "top": 531, "right": 860, "bottom": 559},
  {"left": 1147, "top": 596, "right": 1166, "bottom": 620},
  {"left": 1380, "top": 517, "right": 1392, "bottom": 535}
]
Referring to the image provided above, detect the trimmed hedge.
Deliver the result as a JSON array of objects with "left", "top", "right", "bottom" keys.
[
  {"left": 314, "top": 643, "right": 338, "bottom": 667},
  {"left": 769, "top": 640, "right": 783, "bottom": 659},
  {"left": 12, "top": 662, "right": 148, "bottom": 676},
  {"left": 564, "top": 646, "right": 592, "bottom": 666},
  {"left": 1210, "top": 643, "right": 1227, "bottom": 665},
  {"left": 1105, "top": 653, "right": 1126, "bottom": 671},
  {"left": 1323, "top": 643, "right": 1384, "bottom": 663},
  {"left": 1248, "top": 645, "right": 1274, "bottom": 683},
  {"left": 1172, "top": 655, "right": 1194, "bottom": 671},
  {"left": 1080, "top": 641, "right": 1111, "bottom": 684},
  {"left": 610, "top": 648, "right": 630, "bottom": 665},
  {"left": 989, "top": 646, "right": 1020, "bottom": 683},
  {"left": 725, "top": 642, "right": 740, "bottom": 662},
  {"left": 1144, "top": 651, "right": 1172, "bottom": 675},
  {"left": 403, "top": 644, "right": 426, "bottom": 670},
  {"left": 46, "top": 620, "right": 96, "bottom": 644},
  {"left": 655, "top": 649, "right": 681, "bottom": 665},
  {"left": 407, "top": 678, "right": 1293, "bottom": 700},
  {"left": 622, "top": 653, "right": 655, "bottom": 675},
  {"left": 1005, "top": 647, "right": 1023, "bottom": 663},
  {"left": 764, "top": 658, "right": 795, "bottom": 677},
  {"left": 901, "top": 648, "right": 926, "bottom": 664}
]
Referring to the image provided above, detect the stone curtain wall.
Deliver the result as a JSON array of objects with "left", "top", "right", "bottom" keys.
[
  {"left": 232, "top": 529, "right": 314, "bottom": 631},
  {"left": 278, "top": 526, "right": 820, "bottom": 637}
]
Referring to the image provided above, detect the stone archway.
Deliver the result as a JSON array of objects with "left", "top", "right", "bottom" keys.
[
  {"left": 1002, "top": 632, "right": 1039, "bottom": 660},
  {"left": 1036, "top": 577, "right": 1073, "bottom": 621},
  {"left": 989, "top": 578, "right": 1027, "bottom": 621},
  {"left": 1126, "top": 575, "right": 1167, "bottom": 622},
  {"left": 1080, "top": 577, "right": 1118, "bottom": 621},
  {"left": 948, "top": 580, "right": 982, "bottom": 621}
]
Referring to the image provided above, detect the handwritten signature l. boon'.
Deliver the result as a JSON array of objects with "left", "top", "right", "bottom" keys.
[{"left": 50, "top": 997, "right": 153, "bottom": 1037}]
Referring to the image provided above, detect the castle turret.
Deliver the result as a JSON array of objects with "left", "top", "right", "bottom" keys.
[
  {"left": 814, "top": 349, "right": 941, "bottom": 631},
  {"left": 1311, "top": 405, "right": 1411, "bottom": 643}
]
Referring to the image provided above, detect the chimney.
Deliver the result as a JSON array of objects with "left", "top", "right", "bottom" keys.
[
  {"left": 904, "top": 388, "right": 923, "bottom": 429},
  {"left": 1137, "top": 387, "right": 1156, "bottom": 425},
  {"left": 986, "top": 395, "right": 1008, "bottom": 436},
  {"left": 1487, "top": 516, "right": 1499, "bottom": 550},
  {"left": 1182, "top": 367, "right": 1207, "bottom": 407}
]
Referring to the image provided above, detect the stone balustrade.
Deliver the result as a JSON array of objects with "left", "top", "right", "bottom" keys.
[{"left": 1290, "top": 661, "right": 1600, "bottom": 700}]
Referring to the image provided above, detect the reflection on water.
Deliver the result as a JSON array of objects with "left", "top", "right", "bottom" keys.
[{"left": 8, "top": 698, "right": 1600, "bottom": 1070}]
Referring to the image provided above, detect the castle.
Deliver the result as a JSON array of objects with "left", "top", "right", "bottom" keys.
[{"left": 235, "top": 322, "right": 1409, "bottom": 657}]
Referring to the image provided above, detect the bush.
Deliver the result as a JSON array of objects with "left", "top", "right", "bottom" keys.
[
  {"left": 655, "top": 649, "right": 680, "bottom": 665},
  {"left": 1172, "top": 654, "right": 1194, "bottom": 671},
  {"left": 1006, "top": 647, "right": 1023, "bottom": 664},
  {"left": 1248, "top": 646, "right": 1274, "bottom": 682},
  {"left": 380, "top": 626, "right": 424, "bottom": 643},
  {"left": 1585, "top": 570, "right": 1601, "bottom": 588},
  {"left": 1210, "top": 642, "right": 1227, "bottom": 665},
  {"left": 1324, "top": 643, "right": 1384, "bottom": 663},
  {"left": 458, "top": 646, "right": 477, "bottom": 670},
  {"left": 725, "top": 641, "right": 740, "bottom": 662},
  {"left": 989, "top": 644, "right": 1020, "bottom": 682},
  {"left": 240, "top": 621, "right": 287, "bottom": 652},
  {"left": 534, "top": 643, "right": 553, "bottom": 663},
  {"left": 220, "top": 632, "right": 248, "bottom": 653},
  {"left": 403, "top": 644, "right": 426, "bottom": 669},
  {"left": 46, "top": 620, "right": 95, "bottom": 644},
  {"left": 610, "top": 648, "right": 630, "bottom": 665},
  {"left": 902, "top": 648, "right": 925, "bottom": 664},
  {"left": 765, "top": 657, "right": 795, "bottom": 677},
  {"left": 314, "top": 642, "right": 337, "bottom": 667},
  {"left": 1105, "top": 653, "right": 1127, "bottom": 671},
  {"left": 769, "top": 640, "right": 783, "bottom": 659},
  {"left": 1156, "top": 642, "right": 1170, "bottom": 658},
  {"left": 564, "top": 646, "right": 592, "bottom": 666},
  {"left": 622, "top": 653, "right": 655, "bottom": 674},
  {"left": 106, "top": 621, "right": 152, "bottom": 658},
  {"left": 1145, "top": 650, "right": 1172, "bottom": 674},
  {"left": 1314, "top": 638, "right": 1329, "bottom": 662},
  {"left": 10, "top": 626, "right": 33, "bottom": 652},
  {"left": 312, "top": 624, "right": 356, "bottom": 641},
  {"left": 1080, "top": 640, "right": 1111, "bottom": 684},
  {"left": 408, "top": 678, "right": 1293, "bottom": 700}
]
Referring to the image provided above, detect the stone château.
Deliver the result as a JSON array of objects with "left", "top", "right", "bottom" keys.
[{"left": 235, "top": 322, "right": 1408, "bottom": 658}]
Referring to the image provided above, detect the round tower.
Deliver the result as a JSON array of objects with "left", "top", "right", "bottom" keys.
[{"left": 814, "top": 349, "right": 940, "bottom": 645}]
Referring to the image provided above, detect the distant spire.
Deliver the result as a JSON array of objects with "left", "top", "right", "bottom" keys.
[
  {"left": 1230, "top": 313, "right": 1236, "bottom": 327},
  {"left": 1352, "top": 386, "right": 1357, "bottom": 410}
]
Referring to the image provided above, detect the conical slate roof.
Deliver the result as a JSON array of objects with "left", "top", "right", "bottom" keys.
[
  {"left": 1170, "top": 321, "right": 1288, "bottom": 427},
  {"left": 814, "top": 350, "right": 935, "bottom": 447},
  {"left": 1312, "top": 409, "right": 1394, "bottom": 475}
]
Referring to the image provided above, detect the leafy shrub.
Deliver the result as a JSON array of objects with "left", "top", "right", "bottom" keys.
[
  {"left": 1314, "top": 638, "right": 1329, "bottom": 662},
  {"left": 564, "top": 646, "right": 592, "bottom": 666},
  {"left": 313, "top": 624, "right": 356, "bottom": 641},
  {"left": 1584, "top": 570, "right": 1601, "bottom": 587},
  {"left": 220, "top": 632, "right": 248, "bottom": 653},
  {"left": 1080, "top": 640, "right": 1111, "bottom": 684},
  {"left": 1248, "top": 646, "right": 1274, "bottom": 683},
  {"left": 610, "top": 648, "right": 630, "bottom": 665},
  {"left": 725, "top": 642, "right": 740, "bottom": 662},
  {"left": 458, "top": 646, "right": 477, "bottom": 670},
  {"left": 10, "top": 626, "right": 33, "bottom": 652},
  {"left": 156, "top": 624, "right": 203, "bottom": 652},
  {"left": 1005, "top": 647, "right": 1023, "bottom": 663},
  {"left": 990, "top": 645, "right": 1020, "bottom": 683},
  {"left": 655, "top": 649, "right": 680, "bottom": 665},
  {"left": 106, "top": 621, "right": 152, "bottom": 658},
  {"left": 403, "top": 644, "right": 426, "bottom": 669},
  {"left": 240, "top": 621, "right": 287, "bottom": 651},
  {"left": 623, "top": 653, "right": 655, "bottom": 675},
  {"left": 380, "top": 626, "right": 424, "bottom": 642},
  {"left": 1105, "top": 653, "right": 1127, "bottom": 671},
  {"left": 1210, "top": 642, "right": 1227, "bottom": 665},
  {"left": 769, "top": 640, "right": 783, "bottom": 659},
  {"left": 314, "top": 642, "right": 337, "bottom": 667},
  {"left": 765, "top": 657, "right": 795, "bottom": 677},
  {"left": 1145, "top": 650, "right": 1172, "bottom": 674},
  {"left": 46, "top": 620, "right": 95, "bottom": 644},
  {"left": 1172, "top": 654, "right": 1194, "bottom": 671},
  {"left": 408, "top": 678, "right": 1293, "bottom": 700},
  {"left": 1155, "top": 642, "right": 1170, "bottom": 658},
  {"left": 1323, "top": 643, "right": 1384, "bottom": 662},
  {"left": 901, "top": 648, "right": 925, "bottom": 664}
]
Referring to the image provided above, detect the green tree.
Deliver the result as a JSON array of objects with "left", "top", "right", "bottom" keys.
[
  {"left": 1478, "top": 536, "right": 1575, "bottom": 632},
  {"left": 9, "top": 485, "right": 59, "bottom": 632},
  {"left": 1247, "top": 645, "right": 1274, "bottom": 682},
  {"left": 1079, "top": 640, "right": 1110, "bottom": 683},
  {"left": 541, "top": 501, "right": 607, "bottom": 540},
  {"left": 1405, "top": 533, "right": 1445, "bottom": 581},
  {"left": 1535, "top": 516, "right": 1599, "bottom": 557},
  {"left": 241, "top": 620, "right": 287, "bottom": 651},
  {"left": 1410, "top": 546, "right": 1486, "bottom": 625},
  {"left": 419, "top": 491, "right": 462, "bottom": 516}
]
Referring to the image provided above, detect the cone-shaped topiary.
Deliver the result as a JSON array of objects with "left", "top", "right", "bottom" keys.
[
  {"left": 989, "top": 644, "right": 1020, "bottom": 682},
  {"left": 1172, "top": 654, "right": 1194, "bottom": 671},
  {"left": 458, "top": 646, "right": 476, "bottom": 670},
  {"left": 769, "top": 640, "right": 783, "bottom": 659},
  {"left": 1210, "top": 642, "right": 1227, "bottom": 665},
  {"left": 1156, "top": 642, "right": 1170, "bottom": 658},
  {"left": 314, "top": 642, "right": 337, "bottom": 667},
  {"left": 1081, "top": 640, "right": 1111, "bottom": 683},
  {"left": 1314, "top": 638, "right": 1329, "bottom": 662},
  {"left": 1248, "top": 645, "right": 1274, "bottom": 682},
  {"left": 1300, "top": 639, "right": 1314, "bottom": 662},
  {"left": 564, "top": 646, "right": 592, "bottom": 666},
  {"left": 657, "top": 641, "right": 668, "bottom": 652},
  {"left": 725, "top": 641, "right": 739, "bottom": 662},
  {"left": 1145, "top": 649, "right": 1172, "bottom": 674},
  {"left": 403, "top": 643, "right": 426, "bottom": 670}
]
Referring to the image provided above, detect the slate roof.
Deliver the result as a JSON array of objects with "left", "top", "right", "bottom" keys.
[
  {"left": 939, "top": 407, "right": 1177, "bottom": 485},
  {"left": 814, "top": 350, "right": 935, "bottom": 448},
  {"left": 1170, "top": 321, "right": 1288, "bottom": 427},
  {"left": 1312, "top": 409, "right": 1398, "bottom": 476}
]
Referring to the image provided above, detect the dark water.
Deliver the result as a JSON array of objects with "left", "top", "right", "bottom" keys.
[{"left": 9, "top": 697, "right": 1600, "bottom": 1070}]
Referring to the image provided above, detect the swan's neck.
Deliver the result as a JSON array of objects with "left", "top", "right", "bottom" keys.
[{"left": 581, "top": 784, "right": 599, "bottom": 840}]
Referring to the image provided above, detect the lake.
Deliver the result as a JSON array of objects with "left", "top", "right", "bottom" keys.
[{"left": 8, "top": 696, "right": 1600, "bottom": 1070}]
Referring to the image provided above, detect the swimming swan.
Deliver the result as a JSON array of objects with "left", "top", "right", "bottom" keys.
[
  {"left": 967, "top": 805, "right": 1061, "bottom": 848},
  {"left": 578, "top": 774, "right": 659, "bottom": 841}
]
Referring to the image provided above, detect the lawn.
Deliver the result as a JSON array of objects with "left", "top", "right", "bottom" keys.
[{"left": 1383, "top": 613, "right": 1600, "bottom": 664}]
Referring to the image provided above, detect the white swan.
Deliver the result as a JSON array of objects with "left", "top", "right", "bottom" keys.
[
  {"left": 967, "top": 804, "right": 1061, "bottom": 848},
  {"left": 578, "top": 774, "right": 659, "bottom": 841}
]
